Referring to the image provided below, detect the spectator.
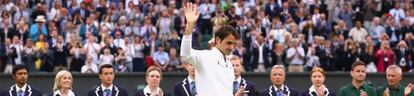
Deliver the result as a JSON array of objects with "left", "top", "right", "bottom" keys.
[
  {"left": 140, "top": 17, "right": 157, "bottom": 42},
  {"left": 167, "top": 31, "right": 181, "bottom": 49},
  {"left": 0, "top": 14, "right": 14, "bottom": 43},
  {"left": 302, "top": 20, "right": 318, "bottom": 45},
  {"left": 198, "top": 0, "right": 215, "bottom": 35},
  {"left": 114, "top": 48, "right": 131, "bottom": 72},
  {"left": 73, "top": 2, "right": 90, "bottom": 19},
  {"left": 271, "top": 43, "right": 287, "bottom": 68},
  {"left": 10, "top": 36, "right": 23, "bottom": 65},
  {"left": 52, "top": 35, "right": 68, "bottom": 72},
  {"left": 386, "top": 18, "right": 401, "bottom": 46},
  {"left": 389, "top": 3, "right": 405, "bottom": 25},
  {"left": 15, "top": 20, "right": 29, "bottom": 45},
  {"left": 38, "top": 43, "right": 54, "bottom": 72},
  {"left": 83, "top": 35, "right": 101, "bottom": 64},
  {"left": 69, "top": 38, "right": 85, "bottom": 72},
  {"left": 317, "top": 40, "right": 336, "bottom": 71},
  {"left": 29, "top": 15, "right": 48, "bottom": 42},
  {"left": 23, "top": 39, "right": 37, "bottom": 72},
  {"left": 167, "top": 47, "right": 180, "bottom": 72},
  {"left": 338, "top": 4, "right": 354, "bottom": 30},
  {"left": 368, "top": 17, "right": 386, "bottom": 45},
  {"left": 81, "top": 56, "right": 98, "bottom": 73},
  {"left": 305, "top": 46, "right": 320, "bottom": 71},
  {"left": 131, "top": 36, "right": 146, "bottom": 72},
  {"left": 3, "top": 38, "right": 16, "bottom": 73},
  {"left": 375, "top": 41, "right": 395, "bottom": 72},
  {"left": 99, "top": 48, "right": 114, "bottom": 65},
  {"left": 395, "top": 41, "right": 411, "bottom": 72},
  {"left": 80, "top": 17, "right": 98, "bottom": 39},
  {"left": 286, "top": 38, "right": 305, "bottom": 72},
  {"left": 251, "top": 36, "right": 270, "bottom": 72},
  {"left": 348, "top": 21, "right": 368, "bottom": 43},
  {"left": 153, "top": 44, "right": 169, "bottom": 71},
  {"left": 112, "top": 30, "right": 125, "bottom": 48},
  {"left": 156, "top": 11, "right": 173, "bottom": 42}
]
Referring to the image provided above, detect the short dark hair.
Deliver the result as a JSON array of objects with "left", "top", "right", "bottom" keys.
[
  {"left": 215, "top": 25, "right": 240, "bottom": 41},
  {"left": 12, "top": 65, "right": 27, "bottom": 76},
  {"left": 351, "top": 61, "right": 366, "bottom": 71},
  {"left": 99, "top": 64, "right": 114, "bottom": 74}
]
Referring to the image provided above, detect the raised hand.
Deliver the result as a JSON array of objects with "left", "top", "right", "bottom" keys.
[
  {"left": 405, "top": 83, "right": 413, "bottom": 96},
  {"left": 183, "top": 2, "right": 200, "bottom": 35},
  {"left": 184, "top": 3, "right": 200, "bottom": 24}
]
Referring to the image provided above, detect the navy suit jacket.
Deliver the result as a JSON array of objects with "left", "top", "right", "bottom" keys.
[
  {"left": 239, "top": 78, "right": 258, "bottom": 96},
  {"left": 135, "top": 89, "right": 171, "bottom": 96},
  {"left": 0, "top": 84, "right": 42, "bottom": 96},
  {"left": 301, "top": 89, "right": 336, "bottom": 96},
  {"left": 173, "top": 78, "right": 192, "bottom": 96},
  {"left": 87, "top": 85, "right": 128, "bottom": 96},
  {"left": 260, "top": 85, "right": 299, "bottom": 96}
]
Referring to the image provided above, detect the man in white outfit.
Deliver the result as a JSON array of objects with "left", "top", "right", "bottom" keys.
[{"left": 180, "top": 3, "right": 245, "bottom": 96}]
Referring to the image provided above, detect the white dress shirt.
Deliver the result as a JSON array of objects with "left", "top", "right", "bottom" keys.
[
  {"left": 15, "top": 83, "right": 27, "bottom": 92},
  {"left": 180, "top": 35, "right": 235, "bottom": 96}
]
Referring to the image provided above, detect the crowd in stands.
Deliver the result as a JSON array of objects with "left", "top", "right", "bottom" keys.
[{"left": 1, "top": 0, "right": 414, "bottom": 73}]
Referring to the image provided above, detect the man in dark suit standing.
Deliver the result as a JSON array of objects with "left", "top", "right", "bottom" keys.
[
  {"left": 252, "top": 36, "right": 270, "bottom": 72},
  {"left": 260, "top": 65, "right": 299, "bottom": 96},
  {"left": 88, "top": 64, "right": 128, "bottom": 96},
  {"left": 174, "top": 61, "right": 196, "bottom": 96},
  {"left": 73, "top": 2, "right": 90, "bottom": 20},
  {"left": 231, "top": 56, "right": 257, "bottom": 96},
  {"left": 0, "top": 18, "right": 15, "bottom": 43},
  {"left": 265, "top": 0, "right": 280, "bottom": 19},
  {"left": 0, "top": 65, "right": 42, "bottom": 96}
]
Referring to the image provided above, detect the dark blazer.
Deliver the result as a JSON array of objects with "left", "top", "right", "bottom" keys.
[
  {"left": 53, "top": 45, "right": 69, "bottom": 67},
  {"left": 0, "top": 28, "right": 15, "bottom": 43},
  {"left": 135, "top": 89, "right": 171, "bottom": 96},
  {"left": 386, "top": 26, "right": 402, "bottom": 41},
  {"left": 270, "top": 51, "right": 288, "bottom": 67},
  {"left": 260, "top": 85, "right": 299, "bottom": 96},
  {"left": 173, "top": 78, "right": 192, "bottom": 96},
  {"left": 301, "top": 88, "right": 336, "bottom": 96},
  {"left": 252, "top": 43, "right": 270, "bottom": 68},
  {"left": 0, "top": 84, "right": 42, "bottom": 96},
  {"left": 265, "top": 3, "right": 280, "bottom": 18},
  {"left": 315, "top": 45, "right": 336, "bottom": 71},
  {"left": 14, "top": 30, "right": 29, "bottom": 44},
  {"left": 87, "top": 85, "right": 128, "bottom": 96},
  {"left": 73, "top": 8, "right": 91, "bottom": 19},
  {"left": 240, "top": 78, "right": 258, "bottom": 96}
]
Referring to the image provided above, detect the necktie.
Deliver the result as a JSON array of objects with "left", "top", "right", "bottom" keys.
[
  {"left": 104, "top": 89, "right": 111, "bottom": 96},
  {"left": 276, "top": 89, "right": 283, "bottom": 96},
  {"left": 18, "top": 90, "right": 24, "bottom": 96},
  {"left": 233, "top": 81, "right": 239, "bottom": 94},
  {"left": 190, "top": 81, "right": 197, "bottom": 96}
]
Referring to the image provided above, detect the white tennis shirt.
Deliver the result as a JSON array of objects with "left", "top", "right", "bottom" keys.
[{"left": 180, "top": 35, "right": 235, "bottom": 96}]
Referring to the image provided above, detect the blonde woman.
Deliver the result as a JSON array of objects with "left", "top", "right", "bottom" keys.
[{"left": 49, "top": 70, "right": 78, "bottom": 96}]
